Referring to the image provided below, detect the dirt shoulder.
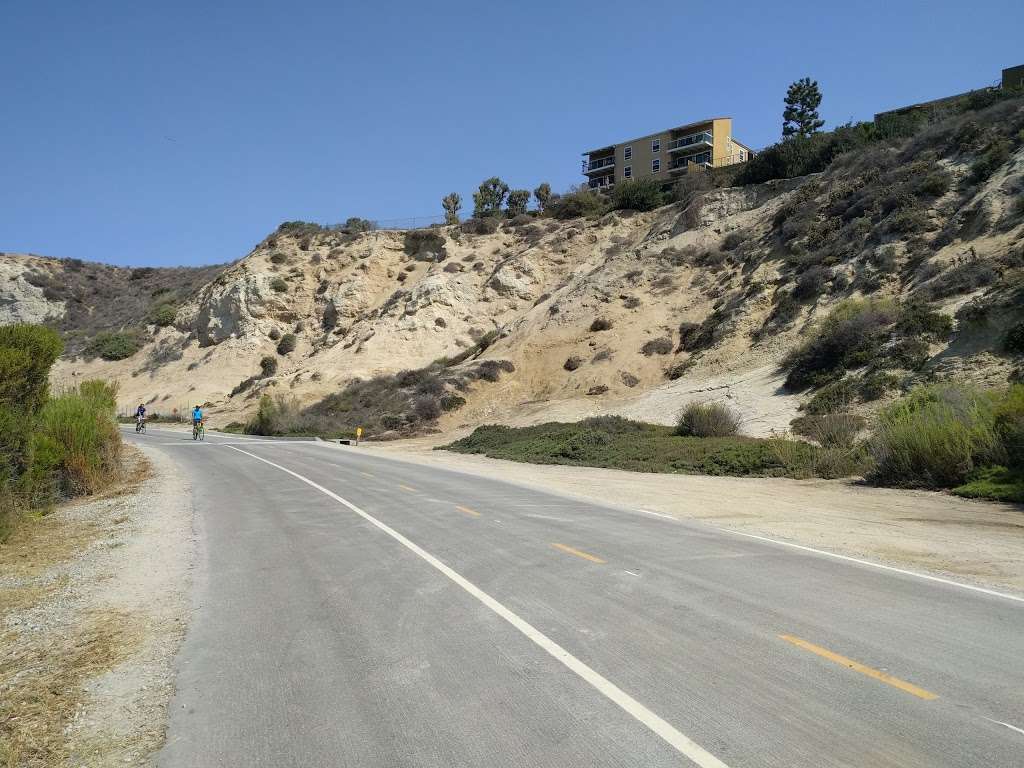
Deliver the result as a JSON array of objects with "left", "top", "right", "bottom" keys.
[
  {"left": 0, "top": 444, "right": 194, "bottom": 767},
  {"left": 360, "top": 436, "right": 1024, "bottom": 595}
]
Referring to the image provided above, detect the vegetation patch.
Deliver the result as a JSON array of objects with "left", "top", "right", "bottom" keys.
[
  {"left": 676, "top": 402, "right": 741, "bottom": 438},
  {"left": 83, "top": 330, "right": 144, "bottom": 361},
  {"left": 442, "top": 417, "right": 830, "bottom": 479}
]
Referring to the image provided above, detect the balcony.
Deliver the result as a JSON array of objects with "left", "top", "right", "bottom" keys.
[
  {"left": 669, "top": 151, "right": 713, "bottom": 173},
  {"left": 667, "top": 131, "right": 713, "bottom": 153},
  {"left": 582, "top": 156, "right": 615, "bottom": 174},
  {"left": 588, "top": 176, "right": 615, "bottom": 191}
]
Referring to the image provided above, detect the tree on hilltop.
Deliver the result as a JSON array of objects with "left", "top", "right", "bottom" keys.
[
  {"left": 533, "top": 182, "right": 552, "bottom": 212},
  {"left": 783, "top": 77, "right": 825, "bottom": 139},
  {"left": 441, "top": 192, "right": 461, "bottom": 225},
  {"left": 472, "top": 177, "right": 509, "bottom": 218},
  {"left": 506, "top": 189, "right": 530, "bottom": 217}
]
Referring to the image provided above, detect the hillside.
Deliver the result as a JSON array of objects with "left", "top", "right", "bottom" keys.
[{"left": 9, "top": 93, "right": 1024, "bottom": 437}]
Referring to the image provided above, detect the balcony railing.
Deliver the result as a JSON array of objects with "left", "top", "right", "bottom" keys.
[
  {"left": 582, "top": 156, "right": 615, "bottom": 174},
  {"left": 667, "top": 131, "right": 713, "bottom": 152},
  {"left": 588, "top": 176, "right": 615, "bottom": 190},
  {"left": 670, "top": 152, "right": 752, "bottom": 174}
]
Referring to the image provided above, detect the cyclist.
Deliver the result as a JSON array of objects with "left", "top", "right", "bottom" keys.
[
  {"left": 192, "top": 405, "right": 203, "bottom": 428},
  {"left": 135, "top": 403, "right": 146, "bottom": 431}
]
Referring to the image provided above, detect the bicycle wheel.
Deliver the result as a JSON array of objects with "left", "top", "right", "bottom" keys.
[{"left": 199, "top": 425, "right": 205, "bottom": 441}]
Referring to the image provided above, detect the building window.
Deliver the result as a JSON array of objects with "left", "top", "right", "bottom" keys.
[
  {"left": 652, "top": 139, "right": 660, "bottom": 153},
  {"left": 624, "top": 146, "right": 632, "bottom": 160},
  {"left": 652, "top": 158, "right": 660, "bottom": 173},
  {"left": 624, "top": 165, "right": 632, "bottom": 179}
]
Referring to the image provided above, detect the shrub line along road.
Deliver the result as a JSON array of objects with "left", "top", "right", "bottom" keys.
[{"left": 128, "top": 426, "right": 1024, "bottom": 768}]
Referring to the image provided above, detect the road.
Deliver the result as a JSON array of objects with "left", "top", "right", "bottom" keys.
[{"left": 128, "top": 427, "right": 1024, "bottom": 768}]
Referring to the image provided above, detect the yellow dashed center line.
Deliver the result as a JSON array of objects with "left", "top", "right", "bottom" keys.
[
  {"left": 779, "top": 634, "right": 939, "bottom": 701},
  {"left": 551, "top": 543, "right": 606, "bottom": 564},
  {"left": 455, "top": 505, "right": 481, "bottom": 517},
  {"left": 399, "top": 484, "right": 418, "bottom": 493}
]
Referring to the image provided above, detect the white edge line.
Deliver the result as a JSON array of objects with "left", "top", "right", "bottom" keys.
[
  {"left": 302, "top": 441, "right": 1024, "bottom": 607},
  {"left": 983, "top": 717, "right": 1024, "bottom": 736},
  {"left": 637, "top": 508, "right": 677, "bottom": 520},
  {"left": 225, "top": 445, "right": 729, "bottom": 768},
  {"left": 721, "top": 529, "right": 1024, "bottom": 605}
]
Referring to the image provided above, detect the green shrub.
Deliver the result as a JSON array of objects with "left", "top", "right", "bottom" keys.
[
  {"left": 149, "top": 302, "right": 177, "bottom": 327},
  {"left": 590, "top": 317, "right": 613, "bottom": 332},
  {"left": 791, "top": 413, "right": 865, "bottom": 448},
  {"left": 610, "top": 178, "right": 666, "bottom": 212},
  {"left": 344, "top": 217, "right": 375, "bottom": 232},
  {"left": 259, "top": 356, "right": 278, "bottom": 377},
  {"left": 270, "top": 252, "right": 288, "bottom": 264},
  {"left": 84, "top": 331, "right": 143, "bottom": 361},
  {"left": 953, "top": 465, "right": 1024, "bottom": 503},
  {"left": 460, "top": 217, "right": 500, "bottom": 235},
  {"left": 268, "top": 327, "right": 281, "bottom": 341},
  {"left": 440, "top": 393, "right": 466, "bottom": 412},
  {"left": 27, "top": 380, "right": 121, "bottom": 503},
  {"left": 859, "top": 371, "right": 900, "bottom": 401},
  {"left": 277, "top": 333, "right": 297, "bottom": 355},
  {"left": 677, "top": 321, "right": 701, "bottom": 351},
  {"left": 0, "top": 324, "right": 63, "bottom": 413},
  {"left": 993, "top": 384, "right": 1024, "bottom": 469},
  {"left": 867, "top": 384, "right": 1001, "bottom": 488},
  {"left": 919, "top": 259, "right": 997, "bottom": 299},
  {"left": 894, "top": 301, "right": 952, "bottom": 340},
  {"left": 444, "top": 418, "right": 826, "bottom": 479},
  {"left": 805, "top": 378, "right": 858, "bottom": 414},
  {"left": 546, "top": 186, "right": 609, "bottom": 220},
  {"left": 270, "top": 277, "right": 288, "bottom": 293},
  {"left": 1003, "top": 321, "right": 1024, "bottom": 354},
  {"left": 563, "top": 356, "right": 582, "bottom": 371},
  {"left": 676, "top": 402, "right": 741, "bottom": 437},
  {"left": 783, "top": 299, "right": 898, "bottom": 390},
  {"left": 794, "top": 266, "right": 831, "bottom": 301}
]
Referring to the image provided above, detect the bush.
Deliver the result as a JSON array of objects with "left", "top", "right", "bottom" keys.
[
  {"left": 268, "top": 327, "right": 281, "bottom": 341},
  {"left": 868, "top": 384, "right": 1000, "bottom": 488},
  {"left": 460, "top": 217, "right": 500, "bottom": 235},
  {"left": 888, "top": 337, "right": 930, "bottom": 370},
  {"left": 270, "top": 277, "right": 288, "bottom": 293},
  {"left": 894, "top": 301, "right": 953, "bottom": 340},
  {"left": 794, "top": 265, "right": 831, "bottom": 301},
  {"left": 994, "top": 385, "right": 1024, "bottom": 469},
  {"left": 563, "top": 356, "right": 582, "bottom": 371},
  {"left": 344, "top": 217, "right": 376, "bottom": 232},
  {"left": 590, "top": 317, "right": 613, "bottom": 332},
  {"left": 610, "top": 178, "right": 666, "bottom": 212},
  {"left": 546, "top": 186, "right": 609, "bottom": 220},
  {"left": 440, "top": 393, "right": 466, "bottom": 412},
  {"left": 676, "top": 402, "right": 741, "bottom": 438},
  {"left": 404, "top": 230, "right": 446, "bottom": 261},
  {"left": 805, "top": 378, "right": 858, "bottom": 414},
  {"left": 1003, "top": 321, "right": 1024, "bottom": 354},
  {"left": 28, "top": 380, "right": 121, "bottom": 500},
  {"left": 149, "top": 302, "right": 177, "bottom": 327},
  {"left": 506, "top": 190, "right": 530, "bottom": 217},
  {"left": 919, "top": 259, "right": 997, "bottom": 299},
  {"left": 259, "top": 355, "right": 278, "bottom": 377},
  {"left": 783, "top": 299, "right": 899, "bottom": 390},
  {"left": 677, "top": 322, "right": 701, "bottom": 351},
  {"left": 641, "top": 337, "right": 673, "bottom": 356},
  {"left": 270, "top": 252, "right": 288, "bottom": 264},
  {"left": 277, "top": 333, "right": 297, "bottom": 355},
  {"left": 84, "top": 331, "right": 143, "bottom": 361},
  {"left": 791, "top": 413, "right": 865, "bottom": 448},
  {"left": 859, "top": 371, "right": 900, "bottom": 401}
]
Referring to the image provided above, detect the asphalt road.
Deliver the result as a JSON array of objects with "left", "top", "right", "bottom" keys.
[{"left": 129, "top": 427, "right": 1024, "bottom": 768}]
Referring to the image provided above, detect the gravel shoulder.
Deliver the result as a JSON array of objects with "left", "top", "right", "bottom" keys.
[
  {"left": 0, "top": 443, "right": 194, "bottom": 767},
  {"left": 357, "top": 435, "right": 1024, "bottom": 595}
]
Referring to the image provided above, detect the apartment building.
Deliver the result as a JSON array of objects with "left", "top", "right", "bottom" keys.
[{"left": 581, "top": 117, "right": 751, "bottom": 192}]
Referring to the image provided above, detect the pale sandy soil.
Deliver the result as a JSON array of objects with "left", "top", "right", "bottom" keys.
[{"left": 357, "top": 436, "right": 1024, "bottom": 595}]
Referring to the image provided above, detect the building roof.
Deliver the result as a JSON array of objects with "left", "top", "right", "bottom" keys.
[{"left": 582, "top": 117, "right": 730, "bottom": 156}]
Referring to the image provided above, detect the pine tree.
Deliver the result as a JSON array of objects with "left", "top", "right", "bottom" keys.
[
  {"left": 782, "top": 78, "right": 825, "bottom": 139},
  {"left": 441, "top": 192, "right": 461, "bottom": 225}
]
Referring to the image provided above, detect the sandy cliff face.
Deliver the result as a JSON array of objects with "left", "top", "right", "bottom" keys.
[
  {"left": 0, "top": 254, "right": 66, "bottom": 325},
  {"left": 18, "top": 127, "right": 1024, "bottom": 434}
]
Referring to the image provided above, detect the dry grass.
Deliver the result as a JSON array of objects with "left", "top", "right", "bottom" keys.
[{"left": 0, "top": 611, "right": 141, "bottom": 768}]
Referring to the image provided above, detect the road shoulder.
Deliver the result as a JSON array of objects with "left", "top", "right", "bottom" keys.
[{"left": 0, "top": 443, "right": 194, "bottom": 767}]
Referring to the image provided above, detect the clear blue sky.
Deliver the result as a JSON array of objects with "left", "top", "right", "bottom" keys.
[{"left": 2, "top": 0, "right": 1021, "bottom": 267}]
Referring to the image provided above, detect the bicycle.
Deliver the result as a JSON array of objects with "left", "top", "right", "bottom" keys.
[
  {"left": 192, "top": 421, "right": 205, "bottom": 441},
  {"left": 135, "top": 416, "right": 146, "bottom": 434}
]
